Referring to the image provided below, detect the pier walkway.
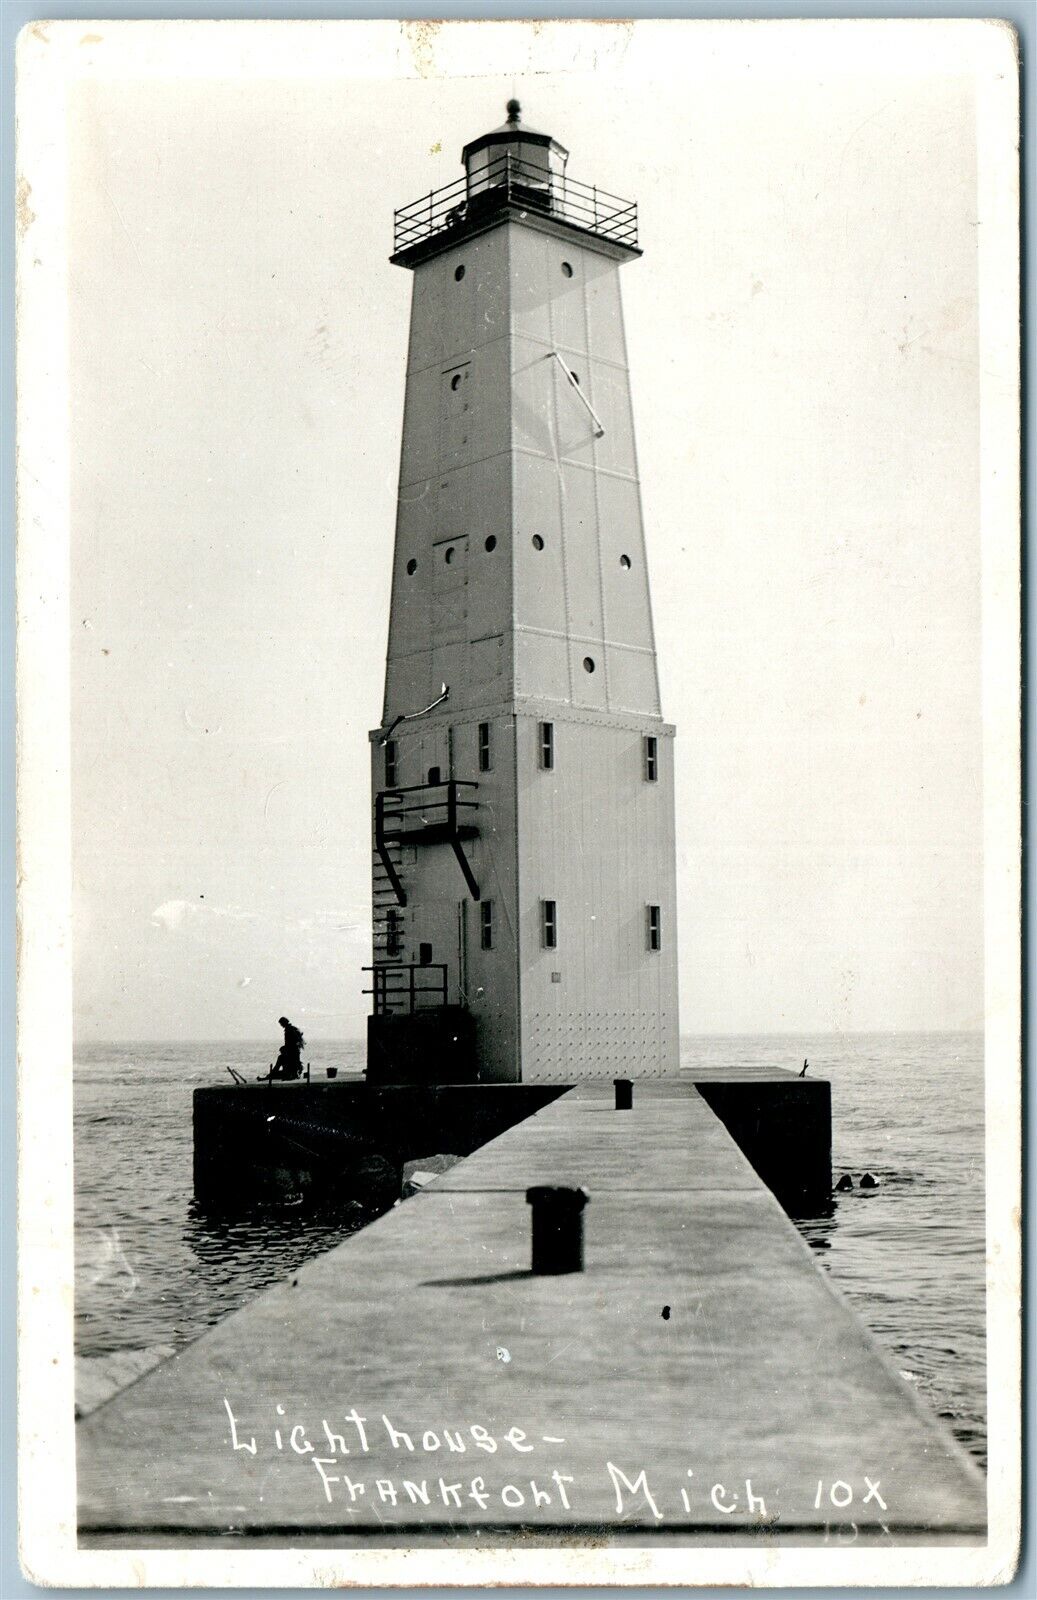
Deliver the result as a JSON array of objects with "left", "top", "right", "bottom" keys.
[{"left": 77, "top": 1080, "right": 986, "bottom": 1544}]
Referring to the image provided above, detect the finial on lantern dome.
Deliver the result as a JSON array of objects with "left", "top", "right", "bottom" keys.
[{"left": 505, "top": 98, "right": 521, "bottom": 123}]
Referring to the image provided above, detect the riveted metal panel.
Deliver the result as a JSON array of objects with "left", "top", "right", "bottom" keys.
[
  {"left": 550, "top": 245, "right": 590, "bottom": 359},
  {"left": 514, "top": 631, "right": 570, "bottom": 703},
  {"left": 511, "top": 454, "right": 565, "bottom": 632},
  {"left": 431, "top": 535, "right": 468, "bottom": 643},
  {"left": 469, "top": 633, "right": 505, "bottom": 700},
  {"left": 584, "top": 254, "right": 627, "bottom": 367},
  {"left": 510, "top": 337, "right": 558, "bottom": 457},
  {"left": 407, "top": 230, "right": 510, "bottom": 375},
  {"left": 567, "top": 639, "right": 608, "bottom": 711},
  {"left": 385, "top": 487, "right": 435, "bottom": 672},
  {"left": 383, "top": 651, "right": 433, "bottom": 724},
  {"left": 515, "top": 714, "right": 679, "bottom": 1080},
  {"left": 398, "top": 366, "right": 442, "bottom": 487},
  {"left": 508, "top": 227, "right": 553, "bottom": 346},
  {"left": 597, "top": 474, "right": 657, "bottom": 651},
  {"left": 556, "top": 464, "right": 602, "bottom": 640},
  {"left": 460, "top": 452, "right": 512, "bottom": 658},
  {"left": 587, "top": 360, "right": 637, "bottom": 478},
  {"left": 604, "top": 646, "right": 662, "bottom": 716}
]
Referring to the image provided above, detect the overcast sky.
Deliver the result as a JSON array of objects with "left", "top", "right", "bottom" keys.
[{"left": 66, "top": 21, "right": 987, "bottom": 1042}]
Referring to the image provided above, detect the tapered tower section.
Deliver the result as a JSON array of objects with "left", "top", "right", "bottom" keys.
[{"left": 367, "top": 103, "right": 678, "bottom": 1084}]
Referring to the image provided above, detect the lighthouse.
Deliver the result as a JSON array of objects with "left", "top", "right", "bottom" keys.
[{"left": 367, "top": 102, "right": 679, "bottom": 1084}]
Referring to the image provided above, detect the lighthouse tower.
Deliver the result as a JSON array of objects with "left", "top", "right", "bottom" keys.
[{"left": 367, "top": 103, "right": 678, "bottom": 1084}]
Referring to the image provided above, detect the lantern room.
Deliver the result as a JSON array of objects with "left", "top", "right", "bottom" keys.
[{"left": 461, "top": 98, "right": 568, "bottom": 207}]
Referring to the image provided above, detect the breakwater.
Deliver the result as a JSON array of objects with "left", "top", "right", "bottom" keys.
[{"left": 78, "top": 1077, "right": 984, "bottom": 1544}]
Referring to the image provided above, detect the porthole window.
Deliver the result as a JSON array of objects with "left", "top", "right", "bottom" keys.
[
  {"left": 450, "top": 373, "right": 462, "bottom": 391},
  {"left": 620, "top": 553, "right": 632, "bottom": 570},
  {"left": 532, "top": 535, "right": 544, "bottom": 551},
  {"left": 484, "top": 536, "right": 497, "bottom": 552},
  {"left": 445, "top": 546, "right": 455, "bottom": 564},
  {"left": 406, "top": 558, "right": 417, "bottom": 576},
  {"left": 583, "top": 656, "right": 596, "bottom": 674},
  {"left": 561, "top": 261, "right": 574, "bottom": 278},
  {"left": 454, "top": 264, "right": 466, "bottom": 281}
]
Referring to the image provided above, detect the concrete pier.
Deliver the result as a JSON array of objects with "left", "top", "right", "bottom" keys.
[
  {"left": 193, "top": 1081, "right": 567, "bottom": 1211},
  {"left": 79, "top": 1080, "right": 985, "bottom": 1545},
  {"left": 192, "top": 1067, "right": 831, "bottom": 1216}
]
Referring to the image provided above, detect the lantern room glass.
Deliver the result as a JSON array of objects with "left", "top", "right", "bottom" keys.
[{"left": 465, "top": 140, "right": 567, "bottom": 208}]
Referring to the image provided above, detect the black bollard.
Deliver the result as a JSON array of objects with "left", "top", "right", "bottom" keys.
[
  {"left": 860, "top": 1172, "right": 879, "bottom": 1189},
  {"left": 614, "top": 1077, "right": 633, "bottom": 1110},
  {"left": 526, "top": 1185, "right": 590, "bottom": 1275},
  {"left": 835, "top": 1173, "right": 853, "bottom": 1192}
]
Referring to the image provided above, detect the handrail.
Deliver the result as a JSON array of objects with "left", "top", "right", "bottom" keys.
[
  {"left": 374, "top": 777, "right": 482, "bottom": 905},
  {"left": 393, "top": 153, "right": 638, "bottom": 256},
  {"left": 362, "top": 962, "right": 448, "bottom": 1016},
  {"left": 381, "top": 779, "right": 478, "bottom": 797}
]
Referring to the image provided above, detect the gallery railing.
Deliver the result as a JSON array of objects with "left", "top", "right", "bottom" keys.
[{"left": 394, "top": 154, "right": 638, "bottom": 255}]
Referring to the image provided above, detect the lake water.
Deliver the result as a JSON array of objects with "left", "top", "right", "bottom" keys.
[{"left": 73, "top": 1031, "right": 986, "bottom": 1466}]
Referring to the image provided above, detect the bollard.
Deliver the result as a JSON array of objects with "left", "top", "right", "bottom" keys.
[
  {"left": 326, "top": 1067, "right": 338, "bottom": 1079},
  {"left": 526, "top": 1185, "right": 590, "bottom": 1275},
  {"left": 614, "top": 1077, "right": 633, "bottom": 1110}
]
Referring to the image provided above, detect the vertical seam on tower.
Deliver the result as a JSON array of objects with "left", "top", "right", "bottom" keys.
[
  {"left": 511, "top": 709, "right": 522, "bottom": 1082},
  {"left": 547, "top": 250, "right": 574, "bottom": 703},
  {"left": 505, "top": 226, "right": 516, "bottom": 722},
  {"left": 594, "top": 459, "right": 609, "bottom": 710},
  {"left": 586, "top": 265, "right": 610, "bottom": 713},
  {"left": 506, "top": 228, "right": 522, "bottom": 1083},
  {"left": 618, "top": 277, "right": 663, "bottom": 717}
]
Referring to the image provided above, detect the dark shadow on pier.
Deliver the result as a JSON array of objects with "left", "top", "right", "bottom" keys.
[{"left": 419, "top": 1268, "right": 534, "bottom": 1288}]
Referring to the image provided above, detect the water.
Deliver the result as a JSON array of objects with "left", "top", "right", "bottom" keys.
[
  {"left": 679, "top": 1034, "right": 986, "bottom": 1467},
  {"left": 74, "top": 1032, "right": 986, "bottom": 1466}
]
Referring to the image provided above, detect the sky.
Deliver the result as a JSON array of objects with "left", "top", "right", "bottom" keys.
[{"left": 65, "top": 21, "right": 988, "bottom": 1041}]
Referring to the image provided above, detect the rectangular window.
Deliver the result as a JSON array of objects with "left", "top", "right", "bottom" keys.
[
  {"left": 541, "top": 899, "right": 557, "bottom": 949},
  {"left": 643, "top": 735, "right": 658, "bottom": 782},
  {"left": 384, "top": 740, "right": 398, "bottom": 788},
  {"left": 478, "top": 721, "right": 492, "bottom": 772},
  {"left": 480, "top": 900, "right": 494, "bottom": 950},
  {"left": 386, "top": 907, "right": 402, "bottom": 959},
  {"left": 647, "top": 904, "right": 662, "bottom": 952},
  {"left": 539, "top": 721, "right": 555, "bottom": 771}
]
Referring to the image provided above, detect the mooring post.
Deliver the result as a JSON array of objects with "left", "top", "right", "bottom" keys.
[{"left": 526, "top": 1185, "right": 590, "bottom": 1274}]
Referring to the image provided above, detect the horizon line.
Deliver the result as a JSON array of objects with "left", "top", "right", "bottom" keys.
[{"left": 73, "top": 1025, "right": 986, "bottom": 1047}]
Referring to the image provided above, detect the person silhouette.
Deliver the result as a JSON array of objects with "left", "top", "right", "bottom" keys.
[{"left": 272, "top": 1016, "right": 304, "bottom": 1080}]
